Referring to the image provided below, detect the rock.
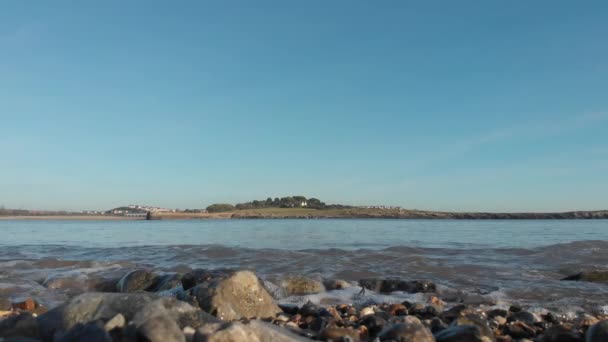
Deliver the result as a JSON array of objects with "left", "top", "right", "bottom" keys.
[
  {"left": 153, "top": 273, "right": 183, "bottom": 292},
  {"left": 389, "top": 303, "right": 408, "bottom": 316},
  {"left": 575, "top": 314, "right": 599, "bottom": 329},
  {"left": 586, "top": 320, "right": 608, "bottom": 342},
  {"left": 323, "top": 279, "right": 351, "bottom": 291},
  {"left": 131, "top": 297, "right": 219, "bottom": 329},
  {"left": 450, "top": 312, "right": 494, "bottom": 342},
  {"left": 434, "top": 325, "right": 491, "bottom": 342},
  {"left": 487, "top": 309, "right": 508, "bottom": 319},
  {"left": 193, "top": 320, "right": 309, "bottom": 342},
  {"left": 10, "top": 298, "right": 36, "bottom": 312},
  {"left": 299, "top": 302, "right": 320, "bottom": 317},
  {"left": 508, "top": 311, "right": 539, "bottom": 324},
  {"left": 181, "top": 269, "right": 231, "bottom": 291},
  {"left": 104, "top": 313, "right": 125, "bottom": 331},
  {"left": 116, "top": 269, "right": 160, "bottom": 292},
  {"left": 561, "top": 271, "right": 608, "bottom": 283},
  {"left": 136, "top": 316, "right": 185, "bottom": 342},
  {"left": 319, "top": 327, "right": 360, "bottom": 342},
  {"left": 541, "top": 323, "right": 582, "bottom": 342},
  {"left": 0, "top": 312, "right": 39, "bottom": 339},
  {"left": 360, "top": 307, "right": 375, "bottom": 317},
  {"left": 505, "top": 321, "right": 536, "bottom": 339},
  {"left": 360, "top": 314, "right": 388, "bottom": 337},
  {"left": 37, "top": 292, "right": 158, "bottom": 341},
  {"left": 359, "top": 278, "right": 436, "bottom": 293},
  {"left": 378, "top": 316, "right": 435, "bottom": 341},
  {"left": 1, "top": 297, "right": 12, "bottom": 311},
  {"left": 189, "top": 270, "right": 281, "bottom": 321},
  {"left": 58, "top": 321, "right": 111, "bottom": 342},
  {"left": 281, "top": 276, "right": 325, "bottom": 296}
]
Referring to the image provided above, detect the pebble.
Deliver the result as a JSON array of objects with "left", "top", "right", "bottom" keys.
[{"left": 360, "top": 307, "right": 375, "bottom": 317}]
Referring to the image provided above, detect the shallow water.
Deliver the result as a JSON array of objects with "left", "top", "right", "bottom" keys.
[{"left": 1, "top": 219, "right": 607, "bottom": 313}]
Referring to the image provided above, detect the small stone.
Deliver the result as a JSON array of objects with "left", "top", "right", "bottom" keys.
[
  {"left": 585, "top": 320, "right": 608, "bottom": 342},
  {"left": 183, "top": 326, "right": 196, "bottom": 336},
  {"left": 508, "top": 311, "right": 539, "bottom": 324},
  {"left": 360, "top": 315, "right": 387, "bottom": 337},
  {"left": 493, "top": 316, "right": 507, "bottom": 326},
  {"left": 434, "top": 325, "right": 487, "bottom": 342},
  {"left": 104, "top": 313, "right": 125, "bottom": 331},
  {"left": 506, "top": 321, "right": 536, "bottom": 339},
  {"left": 11, "top": 298, "right": 36, "bottom": 311},
  {"left": 360, "top": 307, "right": 375, "bottom": 317},
  {"left": 319, "top": 327, "right": 360, "bottom": 342},
  {"left": 487, "top": 309, "right": 509, "bottom": 319},
  {"left": 389, "top": 303, "right": 408, "bottom": 316},
  {"left": 378, "top": 316, "right": 435, "bottom": 341}
]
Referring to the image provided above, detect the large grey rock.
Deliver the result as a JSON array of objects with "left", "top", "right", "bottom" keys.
[
  {"left": 135, "top": 316, "right": 185, "bottom": 342},
  {"left": 587, "top": 320, "right": 608, "bottom": 342},
  {"left": 37, "top": 292, "right": 158, "bottom": 341},
  {"left": 378, "top": 316, "right": 435, "bottom": 341},
  {"left": 117, "top": 269, "right": 160, "bottom": 292},
  {"left": 131, "top": 297, "right": 219, "bottom": 329},
  {"left": 0, "top": 313, "right": 39, "bottom": 339},
  {"left": 359, "top": 278, "right": 436, "bottom": 293},
  {"left": 193, "top": 320, "right": 309, "bottom": 342},
  {"left": 189, "top": 270, "right": 281, "bottom": 320}
]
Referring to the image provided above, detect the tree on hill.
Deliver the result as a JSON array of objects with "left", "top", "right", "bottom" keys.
[{"left": 206, "top": 204, "right": 235, "bottom": 213}]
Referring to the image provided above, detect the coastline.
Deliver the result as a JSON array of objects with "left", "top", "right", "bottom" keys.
[{"left": 2, "top": 208, "right": 608, "bottom": 220}]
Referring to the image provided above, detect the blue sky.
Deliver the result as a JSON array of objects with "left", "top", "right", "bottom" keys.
[{"left": 1, "top": 1, "right": 607, "bottom": 212}]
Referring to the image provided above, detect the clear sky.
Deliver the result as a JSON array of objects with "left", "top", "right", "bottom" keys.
[{"left": 1, "top": 1, "right": 607, "bottom": 212}]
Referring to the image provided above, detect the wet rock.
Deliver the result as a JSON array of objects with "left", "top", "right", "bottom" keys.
[
  {"left": 58, "top": 321, "right": 111, "bottom": 342},
  {"left": 434, "top": 325, "right": 490, "bottom": 342},
  {"left": 575, "top": 313, "right": 599, "bottom": 329},
  {"left": 181, "top": 269, "right": 230, "bottom": 291},
  {"left": 461, "top": 293, "right": 497, "bottom": 305},
  {"left": 0, "top": 312, "right": 39, "bottom": 339},
  {"left": 319, "top": 327, "right": 360, "bottom": 341},
  {"left": 540, "top": 323, "right": 582, "bottom": 342},
  {"left": 152, "top": 273, "right": 183, "bottom": 292},
  {"left": 487, "top": 309, "right": 508, "bottom": 319},
  {"left": 586, "top": 320, "right": 608, "bottom": 342},
  {"left": 131, "top": 297, "right": 219, "bottom": 329},
  {"left": 279, "top": 304, "right": 300, "bottom": 315},
  {"left": 508, "top": 311, "right": 539, "bottom": 324},
  {"left": 378, "top": 316, "right": 435, "bottom": 341},
  {"left": 360, "top": 307, "right": 375, "bottom": 317},
  {"left": 359, "top": 278, "right": 436, "bottom": 294},
  {"left": 389, "top": 303, "right": 408, "bottom": 316},
  {"left": 193, "top": 320, "right": 309, "bottom": 342},
  {"left": 561, "top": 271, "right": 608, "bottom": 283},
  {"left": 505, "top": 321, "right": 536, "bottom": 339},
  {"left": 360, "top": 314, "right": 387, "bottom": 337},
  {"left": 281, "top": 276, "right": 325, "bottom": 296},
  {"left": 37, "top": 292, "right": 158, "bottom": 340},
  {"left": 430, "top": 317, "right": 448, "bottom": 334},
  {"left": 116, "top": 269, "right": 160, "bottom": 292},
  {"left": 299, "top": 302, "right": 320, "bottom": 317},
  {"left": 189, "top": 270, "right": 281, "bottom": 321},
  {"left": 136, "top": 316, "right": 185, "bottom": 342},
  {"left": 439, "top": 304, "right": 467, "bottom": 322},
  {"left": 451, "top": 312, "right": 494, "bottom": 341},
  {"left": 323, "top": 279, "right": 351, "bottom": 291}
]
